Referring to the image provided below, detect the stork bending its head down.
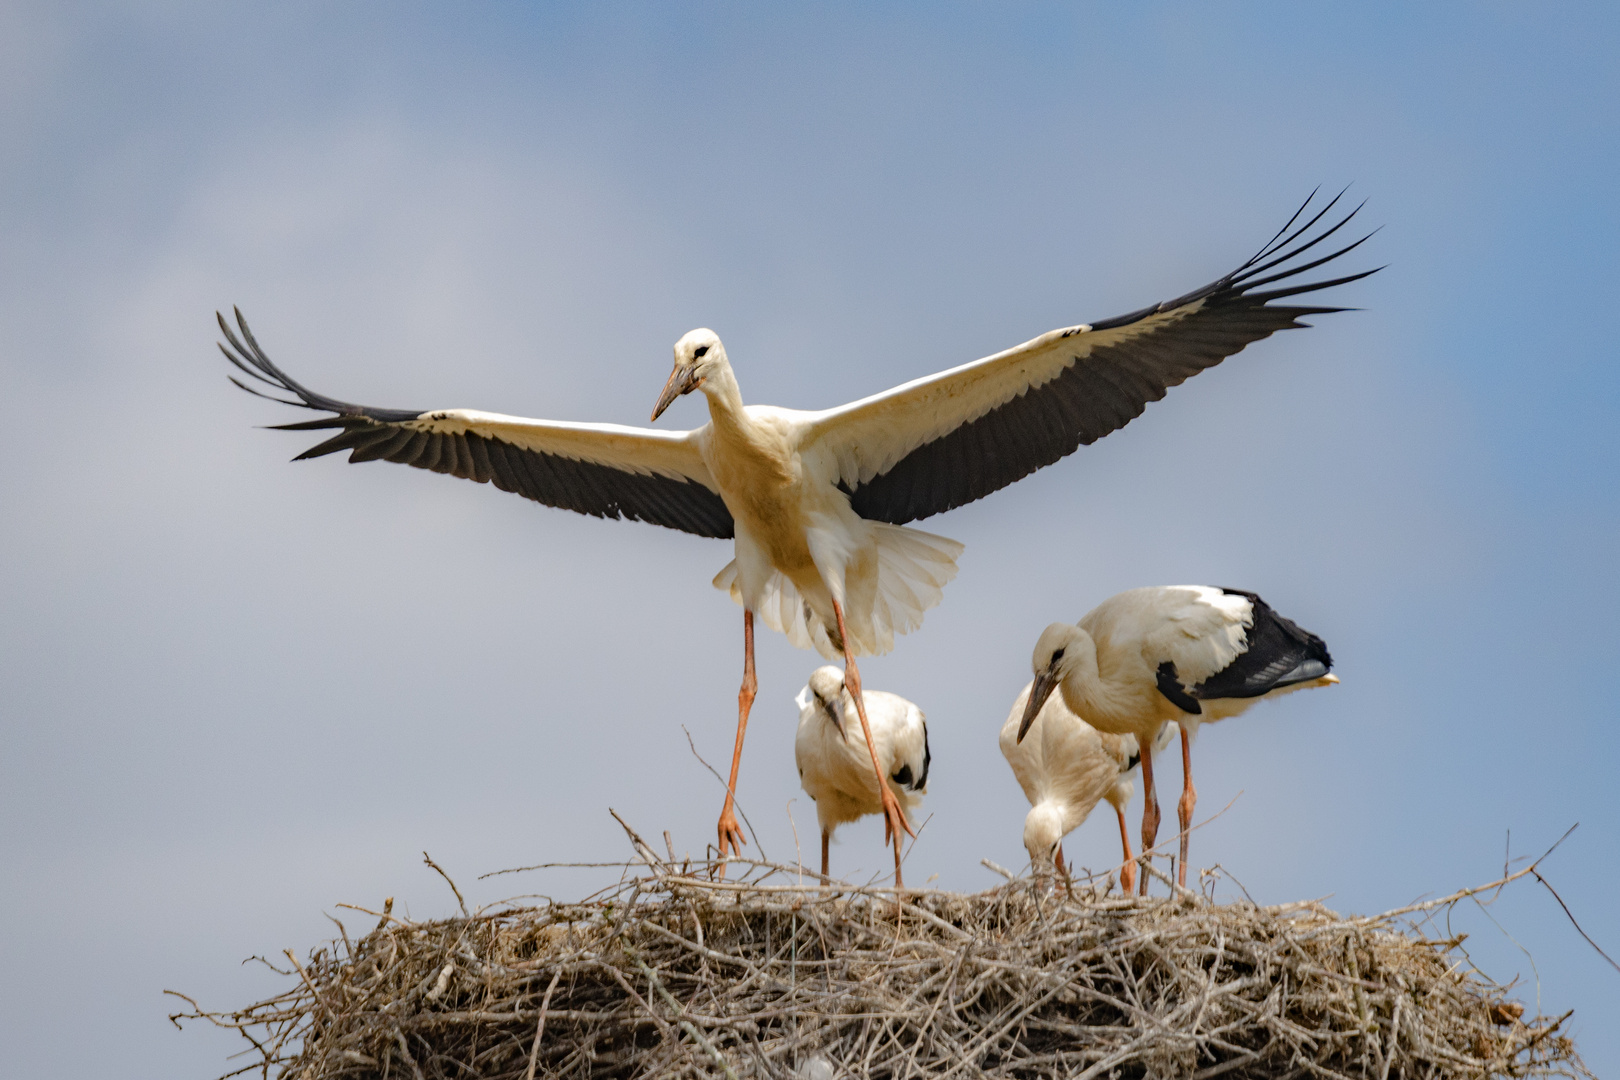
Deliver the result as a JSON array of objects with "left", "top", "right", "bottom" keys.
[
  {"left": 218, "top": 192, "right": 1373, "bottom": 871},
  {"left": 1001, "top": 684, "right": 1175, "bottom": 892},
  {"left": 1022, "top": 586, "right": 1337, "bottom": 893},
  {"left": 795, "top": 667, "right": 929, "bottom": 885}
]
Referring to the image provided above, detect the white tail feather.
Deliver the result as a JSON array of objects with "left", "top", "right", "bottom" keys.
[{"left": 713, "top": 524, "right": 963, "bottom": 658}]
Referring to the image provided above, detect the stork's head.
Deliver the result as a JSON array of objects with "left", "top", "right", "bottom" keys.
[
  {"left": 652, "top": 328, "right": 726, "bottom": 421},
  {"left": 801, "top": 665, "right": 847, "bottom": 738},
  {"left": 1023, "top": 803, "right": 1065, "bottom": 872},
  {"left": 1020, "top": 622, "right": 1087, "bottom": 743}
]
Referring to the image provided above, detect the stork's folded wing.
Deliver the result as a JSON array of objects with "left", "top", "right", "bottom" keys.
[
  {"left": 800, "top": 192, "right": 1378, "bottom": 526},
  {"left": 219, "top": 311, "right": 734, "bottom": 539}
]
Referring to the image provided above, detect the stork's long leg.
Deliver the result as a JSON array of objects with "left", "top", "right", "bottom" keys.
[
  {"left": 821, "top": 830, "right": 831, "bottom": 883},
  {"left": 830, "top": 599, "right": 915, "bottom": 888},
  {"left": 714, "top": 610, "right": 756, "bottom": 878},
  {"left": 1116, "top": 805, "right": 1138, "bottom": 895},
  {"left": 1138, "top": 736, "right": 1161, "bottom": 896},
  {"left": 1177, "top": 723, "right": 1198, "bottom": 888}
]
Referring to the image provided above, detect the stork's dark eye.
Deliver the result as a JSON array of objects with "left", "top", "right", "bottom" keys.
[
  {"left": 1051, "top": 648, "right": 1065, "bottom": 662},
  {"left": 694, "top": 345, "right": 709, "bottom": 358}
]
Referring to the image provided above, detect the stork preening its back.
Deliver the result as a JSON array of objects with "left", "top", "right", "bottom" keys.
[
  {"left": 795, "top": 667, "right": 929, "bottom": 885},
  {"left": 218, "top": 192, "right": 1374, "bottom": 868},
  {"left": 1022, "top": 586, "right": 1338, "bottom": 893},
  {"left": 1001, "top": 682, "right": 1174, "bottom": 893}
]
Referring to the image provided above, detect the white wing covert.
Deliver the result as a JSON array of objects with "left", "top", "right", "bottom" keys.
[
  {"left": 801, "top": 193, "right": 1377, "bottom": 525},
  {"left": 218, "top": 311, "right": 734, "bottom": 539}
]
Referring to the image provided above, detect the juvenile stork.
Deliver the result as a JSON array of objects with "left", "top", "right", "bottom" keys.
[
  {"left": 1000, "top": 682, "right": 1173, "bottom": 892},
  {"left": 1021, "top": 586, "right": 1337, "bottom": 893},
  {"left": 218, "top": 193, "right": 1372, "bottom": 864},
  {"left": 795, "top": 667, "right": 929, "bottom": 884}
]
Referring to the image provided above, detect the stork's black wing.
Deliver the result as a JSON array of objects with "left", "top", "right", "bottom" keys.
[
  {"left": 218, "top": 310, "right": 734, "bottom": 539},
  {"left": 1190, "top": 589, "right": 1333, "bottom": 701},
  {"left": 805, "top": 190, "right": 1379, "bottom": 525}
]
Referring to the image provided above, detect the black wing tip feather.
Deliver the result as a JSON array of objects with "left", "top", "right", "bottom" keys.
[
  {"left": 216, "top": 307, "right": 424, "bottom": 424},
  {"left": 1088, "top": 191, "right": 1380, "bottom": 333},
  {"left": 846, "top": 191, "right": 1379, "bottom": 527}
]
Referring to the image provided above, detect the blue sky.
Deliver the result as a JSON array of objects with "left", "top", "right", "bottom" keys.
[{"left": 2, "top": 4, "right": 1617, "bottom": 1076}]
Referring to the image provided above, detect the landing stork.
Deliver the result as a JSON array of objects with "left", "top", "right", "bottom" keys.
[{"left": 218, "top": 193, "right": 1373, "bottom": 865}]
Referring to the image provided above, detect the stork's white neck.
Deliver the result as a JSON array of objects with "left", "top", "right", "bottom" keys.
[
  {"left": 698, "top": 358, "right": 747, "bottom": 427},
  {"left": 1057, "top": 629, "right": 1132, "bottom": 727}
]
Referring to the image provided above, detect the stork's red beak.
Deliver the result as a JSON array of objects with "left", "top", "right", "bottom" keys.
[
  {"left": 651, "top": 366, "right": 703, "bottom": 422},
  {"left": 1018, "top": 665, "right": 1060, "bottom": 743}
]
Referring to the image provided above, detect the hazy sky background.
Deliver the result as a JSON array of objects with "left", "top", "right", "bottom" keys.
[{"left": 2, "top": 3, "right": 1617, "bottom": 1076}]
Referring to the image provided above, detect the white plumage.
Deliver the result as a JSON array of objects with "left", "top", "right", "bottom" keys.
[
  {"left": 795, "top": 667, "right": 929, "bottom": 885},
  {"left": 219, "top": 195, "right": 1371, "bottom": 871},
  {"left": 1000, "top": 682, "right": 1173, "bottom": 892},
  {"left": 1023, "top": 586, "right": 1338, "bottom": 892}
]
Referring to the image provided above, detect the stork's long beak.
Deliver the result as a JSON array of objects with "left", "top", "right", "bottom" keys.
[
  {"left": 651, "top": 366, "right": 703, "bottom": 422},
  {"left": 820, "top": 694, "right": 847, "bottom": 739},
  {"left": 1018, "top": 665, "right": 1060, "bottom": 743}
]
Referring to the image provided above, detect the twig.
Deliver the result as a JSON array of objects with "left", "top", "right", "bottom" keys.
[
  {"left": 522, "top": 969, "right": 563, "bottom": 1080},
  {"left": 1366, "top": 824, "right": 1578, "bottom": 924},
  {"left": 682, "top": 724, "right": 766, "bottom": 859},
  {"left": 422, "top": 851, "right": 470, "bottom": 919},
  {"left": 609, "top": 808, "right": 667, "bottom": 870},
  {"left": 981, "top": 859, "right": 1015, "bottom": 881},
  {"left": 1530, "top": 866, "right": 1620, "bottom": 975}
]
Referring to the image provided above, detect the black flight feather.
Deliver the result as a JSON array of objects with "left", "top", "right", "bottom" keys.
[
  {"left": 847, "top": 191, "right": 1379, "bottom": 526},
  {"left": 218, "top": 308, "right": 734, "bottom": 539}
]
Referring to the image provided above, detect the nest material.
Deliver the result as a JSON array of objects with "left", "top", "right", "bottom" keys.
[{"left": 174, "top": 857, "right": 1588, "bottom": 1080}]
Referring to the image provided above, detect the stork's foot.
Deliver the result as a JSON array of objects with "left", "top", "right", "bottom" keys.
[
  {"left": 1119, "top": 860, "right": 1138, "bottom": 896},
  {"left": 714, "top": 804, "right": 746, "bottom": 879},
  {"left": 878, "top": 783, "right": 916, "bottom": 847}
]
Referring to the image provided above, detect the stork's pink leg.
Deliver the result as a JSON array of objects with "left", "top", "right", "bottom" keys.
[
  {"left": 830, "top": 599, "right": 914, "bottom": 889},
  {"left": 821, "top": 830, "right": 831, "bottom": 883},
  {"left": 1138, "top": 737, "right": 1160, "bottom": 896},
  {"left": 1177, "top": 723, "right": 1198, "bottom": 888},
  {"left": 714, "top": 610, "right": 755, "bottom": 878},
  {"left": 1116, "top": 805, "right": 1138, "bottom": 895}
]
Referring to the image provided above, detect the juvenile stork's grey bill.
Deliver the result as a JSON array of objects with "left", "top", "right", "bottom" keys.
[
  {"left": 821, "top": 694, "right": 846, "bottom": 739},
  {"left": 1019, "top": 665, "right": 1060, "bottom": 743},
  {"left": 651, "top": 367, "right": 703, "bottom": 421}
]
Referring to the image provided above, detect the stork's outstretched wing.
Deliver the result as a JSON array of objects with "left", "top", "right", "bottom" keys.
[
  {"left": 218, "top": 311, "right": 734, "bottom": 538},
  {"left": 802, "top": 191, "right": 1379, "bottom": 525}
]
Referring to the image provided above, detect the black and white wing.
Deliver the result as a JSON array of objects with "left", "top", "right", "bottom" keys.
[
  {"left": 1138, "top": 586, "right": 1334, "bottom": 714},
  {"left": 218, "top": 311, "right": 734, "bottom": 539},
  {"left": 801, "top": 191, "right": 1378, "bottom": 525},
  {"left": 1185, "top": 589, "right": 1333, "bottom": 703},
  {"left": 888, "top": 700, "right": 931, "bottom": 794}
]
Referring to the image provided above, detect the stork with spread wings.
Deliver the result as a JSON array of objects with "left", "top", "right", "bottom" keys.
[{"left": 220, "top": 191, "right": 1376, "bottom": 883}]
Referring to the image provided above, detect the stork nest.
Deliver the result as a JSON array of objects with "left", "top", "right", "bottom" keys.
[{"left": 172, "top": 851, "right": 1589, "bottom": 1080}]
